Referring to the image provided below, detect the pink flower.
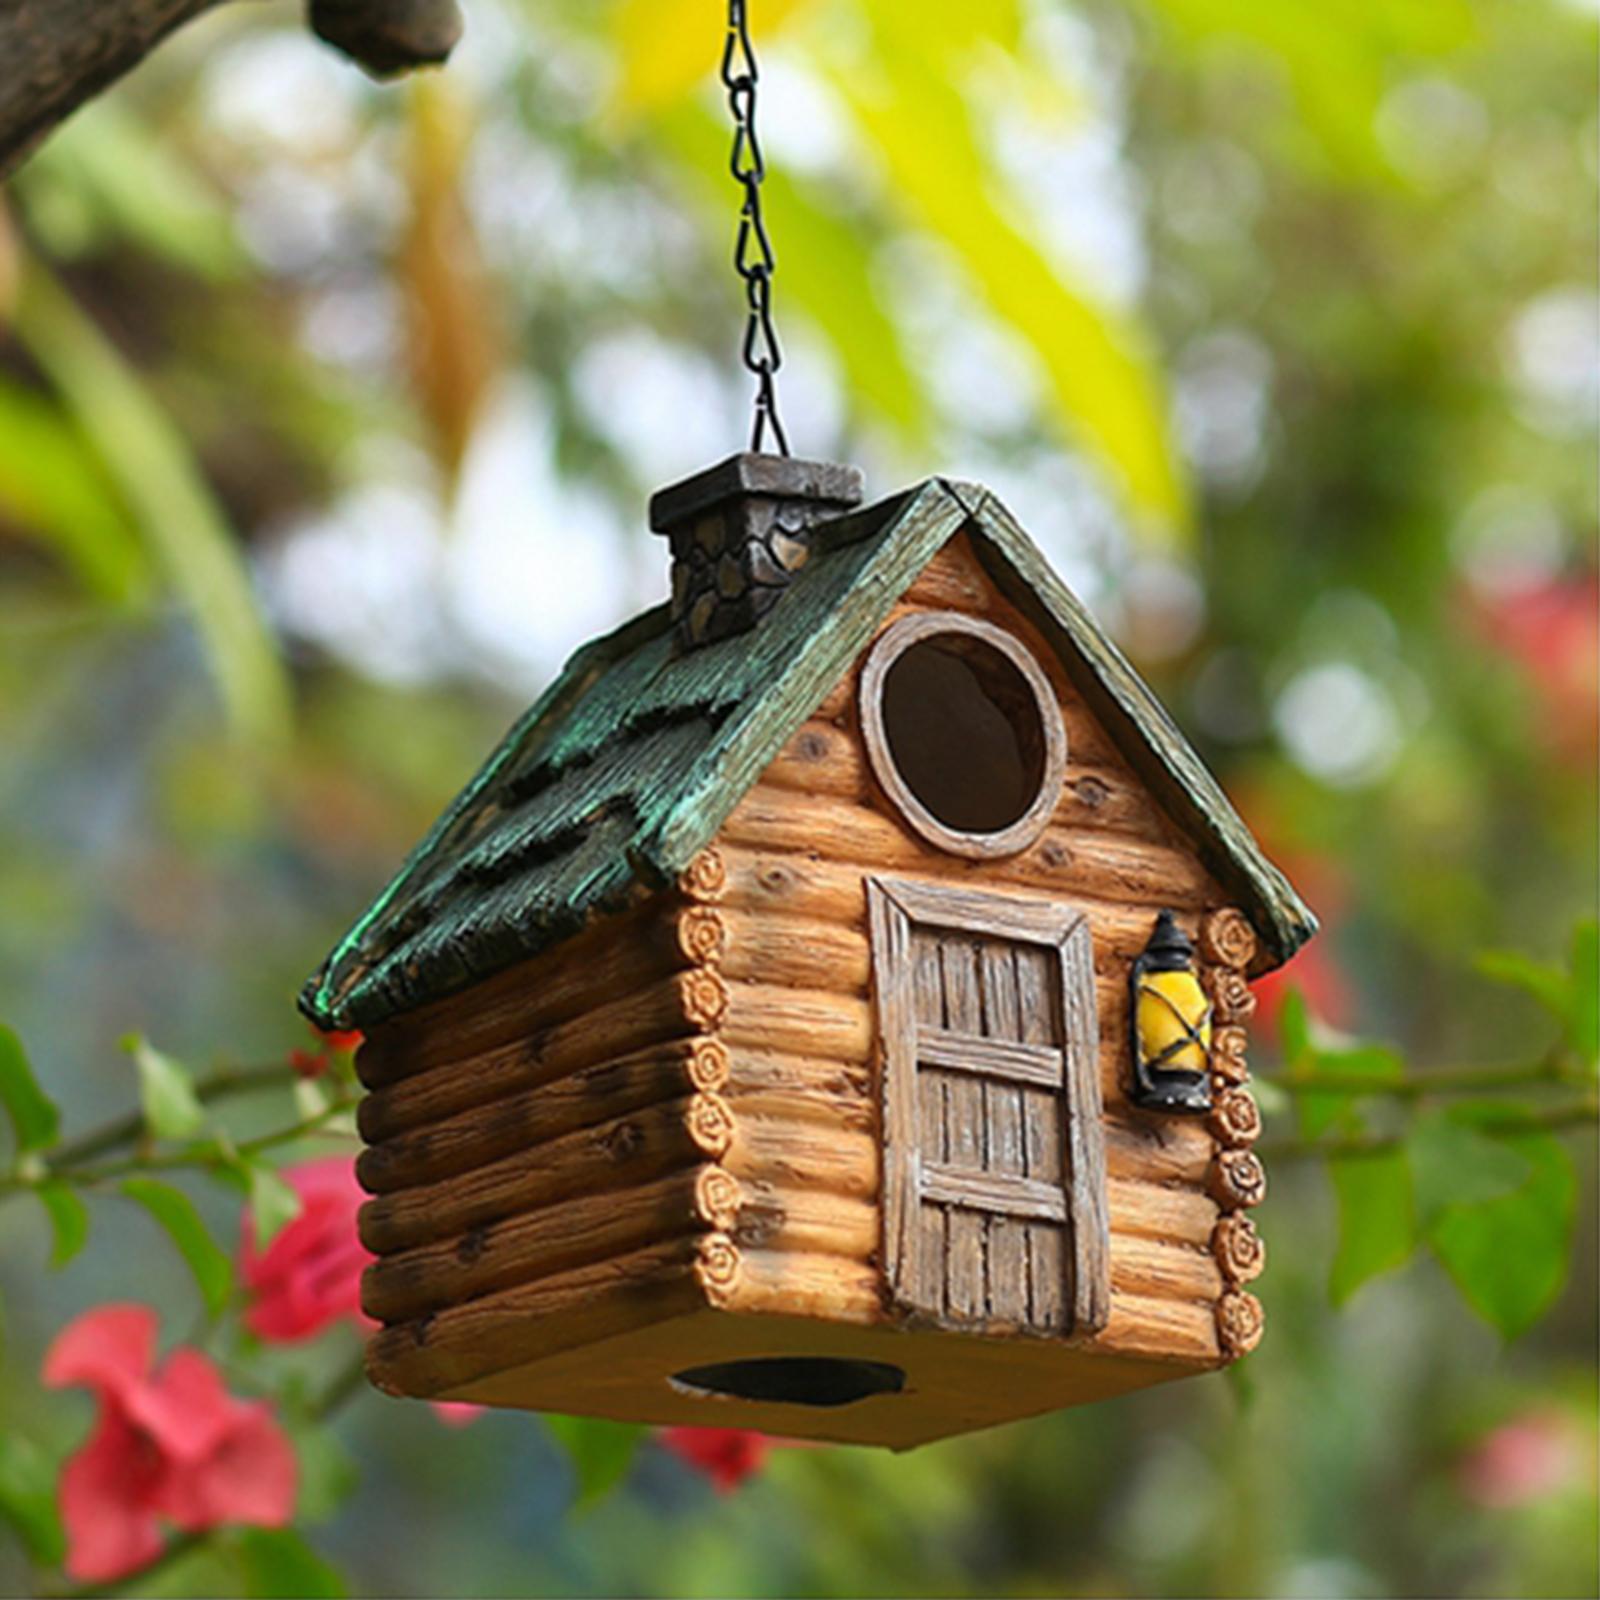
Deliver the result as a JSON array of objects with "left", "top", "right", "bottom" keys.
[
  {"left": 43, "top": 1305, "right": 296, "bottom": 1582},
  {"left": 430, "top": 1401, "right": 485, "bottom": 1428},
  {"left": 658, "top": 1427, "right": 772, "bottom": 1492},
  {"left": 1459, "top": 1411, "right": 1584, "bottom": 1509},
  {"left": 239, "top": 1158, "right": 479, "bottom": 1427},
  {"left": 241, "top": 1157, "right": 371, "bottom": 1343},
  {"left": 1470, "top": 576, "right": 1599, "bottom": 767},
  {"left": 289, "top": 1047, "right": 329, "bottom": 1080}
]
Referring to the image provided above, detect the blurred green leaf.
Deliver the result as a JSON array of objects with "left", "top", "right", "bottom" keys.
[
  {"left": 545, "top": 1415, "right": 644, "bottom": 1507},
  {"left": 0, "top": 380, "right": 151, "bottom": 603},
  {"left": 1427, "top": 1125, "right": 1578, "bottom": 1339},
  {"left": 1328, "top": 1147, "right": 1415, "bottom": 1303},
  {"left": 1285, "top": 998, "right": 1404, "bottom": 1139},
  {"left": 290, "top": 1423, "right": 360, "bottom": 1526},
  {"left": 658, "top": 103, "right": 929, "bottom": 437},
  {"left": 1144, "top": 0, "right": 1475, "bottom": 180},
  {"left": 1475, "top": 947, "right": 1570, "bottom": 1022},
  {"left": 248, "top": 1161, "right": 304, "bottom": 1251},
  {"left": 11, "top": 256, "right": 291, "bottom": 747},
  {"left": 1477, "top": 922, "right": 1599, "bottom": 1068},
  {"left": 18, "top": 102, "right": 243, "bottom": 280},
  {"left": 1223, "top": 1352, "right": 1258, "bottom": 1411},
  {"left": 122, "top": 1033, "right": 205, "bottom": 1140},
  {"left": 1409, "top": 1107, "right": 1533, "bottom": 1225},
  {"left": 612, "top": 0, "right": 813, "bottom": 113},
  {"left": 235, "top": 1528, "right": 347, "bottom": 1599},
  {"left": 34, "top": 1180, "right": 90, "bottom": 1267},
  {"left": 1299, "top": 1041, "right": 1405, "bottom": 1139},
  {"left": 1278, "top": 986, "right": 1312, "bottom": 1063},
  {"left": 0, "top": 1024, "right": 59, "bottom": 1156},
  {"left": 1567, "top": 920, "right": 1597, "bottom": 1067},
  {"left": 120, "top": 1177, "right": 234, "bottom": 1317},
  {"left": 835, "top": 29, "right": 1187, "bottom": 535},
  {"left": 0, "top": 1433, "right": 65, "bottom": 1567}
]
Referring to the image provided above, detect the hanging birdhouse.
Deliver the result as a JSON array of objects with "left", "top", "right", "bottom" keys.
[{"left": 300, "top": 454, "right": 1315, "bottom": 1449}]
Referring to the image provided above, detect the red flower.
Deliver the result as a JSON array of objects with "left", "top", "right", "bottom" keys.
[
  {"left": 1459, "top": 1410, "right": 1584, "bottom": 1509},
  {"left": 1229, "top": 825, "right": 1354, "bottom": 1035},
  {"left": 241, "top": 1158, "right": 371, "bottom": 1343},
  {"left": 43, "top": 1305, "right": 295, "bottom": 1582},
  {"left": 238, "top": 1159, "right": 482, "bottom": 1426},
  {"left": 288, "top": 1048, "right": 328, "bottom": 1080},
  {"left": 1253, "top": 937, "right": 1353, "bottom": 1036},
  {"left": 430, "top": 1400, "right": 485, "bottom": 1428},
  {"left": 1471, "top": 576, "right": 1599, "bottom": 766},
  {"left": 658, "top": 1427, "right": 772, "bottom": 1492}
]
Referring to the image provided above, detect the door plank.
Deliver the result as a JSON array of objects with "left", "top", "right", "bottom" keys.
[
  {"left": 1059, "top": 919, "right": 1111, "bottom": 1333},
  {"left": 922, "top": 1164, "right": 1069, "bottom": 1223},
  {"left": 916, "top": 1030, "right": 1063, "bottom": 1088},
  {"left": 939, "top": 937, "right": 987, "bottom": 1320},
  {"left": 911, "top": 929, "right": 946, "bottom": 1314},
  {"left": 867, "top": 883, "right": 917, "bottom": 1298},
  {"left": 979, "top": 943, "right": 1028, "bottom": 1322},
  {"left": 1016, "top": 942, "right": 1068, "bottom": 1330}
]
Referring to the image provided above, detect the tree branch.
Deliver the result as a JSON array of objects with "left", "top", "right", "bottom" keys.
[
  {"left": 45, "top": 1061, "right": 300, "bottom": 1170},
  {"left": 1268, "top": 1059, "right": 1589, "bottom": 1099},
  {"left": 1259, "top": 1097, "right": 1599, "bottom": 1161},
  {"left": 0, "top": 0, "right": 463, "bottom": 180}
]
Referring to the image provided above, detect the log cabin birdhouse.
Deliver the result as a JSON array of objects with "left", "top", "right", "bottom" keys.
[{"left": 301, "top": 456, "right": 1316, "bottom": 1449}]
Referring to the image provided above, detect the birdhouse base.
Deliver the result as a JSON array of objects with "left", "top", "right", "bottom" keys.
[{"left": 385, "top": 1306, "right": 1213, "bottom": 1450}]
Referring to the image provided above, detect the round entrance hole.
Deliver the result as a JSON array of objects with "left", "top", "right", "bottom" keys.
[
  {"left": 860, "top": 613, "right": 1066, "bottom": 858},
  {"left": 670, "top": 1357, "right": 907, "bottom": 1408}
]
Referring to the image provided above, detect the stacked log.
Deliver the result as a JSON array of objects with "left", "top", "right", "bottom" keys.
[{"left": 1200, "top": 908, "right": 1266, "bottom": 1358}]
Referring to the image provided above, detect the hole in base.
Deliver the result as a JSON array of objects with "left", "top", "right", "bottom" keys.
[{"left": 670, "top": 1356, "right": 907, "bottom": 1408}]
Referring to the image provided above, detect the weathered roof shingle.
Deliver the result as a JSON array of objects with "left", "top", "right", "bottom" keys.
[{"left": 302, "top": 480, "right": 1315, "bottom": 1029}]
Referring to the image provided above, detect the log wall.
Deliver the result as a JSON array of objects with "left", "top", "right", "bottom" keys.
[
  {"left": 354, "top": 529, "right": 1266, "bottom": 1399},
  {"left": 688, "top": 532, "right": 1264, "bottom": 1367}
]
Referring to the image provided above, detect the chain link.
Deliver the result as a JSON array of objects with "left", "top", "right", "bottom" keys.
[{"left": 721, "top": 0, "right": 790, "bottom": 456}]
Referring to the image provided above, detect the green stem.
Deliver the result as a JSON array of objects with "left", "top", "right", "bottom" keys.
[
  {"left": 1268, "top": 1059, "right": 1582, "bottom": 1099},
  {"left": 47, "top": 1062, "right": 299, "bottom": 1169},
  {"left": 63, "top": 1097, "right": 358, "bottom": 1186},
  {"left": 1260, "top": 1097, "right": 1598, "bottom": 1161}
]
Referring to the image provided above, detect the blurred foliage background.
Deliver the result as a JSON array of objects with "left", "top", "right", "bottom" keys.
[{"left": 0, "top": 0, "right": 1595, "bottom": 1594}]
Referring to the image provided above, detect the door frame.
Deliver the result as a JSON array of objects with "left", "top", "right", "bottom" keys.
[{"left": 866, "top": 876, "right": 1110, "bottom": 1334}]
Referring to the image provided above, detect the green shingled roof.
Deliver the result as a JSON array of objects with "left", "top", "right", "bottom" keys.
[{"left": 301, "top": 479, "right": 1315, "bottom": 1030}]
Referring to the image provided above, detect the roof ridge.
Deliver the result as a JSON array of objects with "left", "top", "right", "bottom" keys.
[{"left": 302, "top": 475, "right": 1314, "bottom": 1030}]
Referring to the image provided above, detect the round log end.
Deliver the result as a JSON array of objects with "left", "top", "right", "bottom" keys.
[
  {"left": 686, "top": 1037, "right": 731, "bottom": 1093},
  {"left": 677, "top": 906, "right": 727, "bottom": 966},
  {"left": 694, "top": 1166, "right": 744, "bottom": 1231},
  {"left": 1209, "top": 1148, "right": 1267, "bottom": 1210},
  {"left": 1210, "top": 1026, "right": 1251, "bottom": 1086},
  {"left": 1207, "top": 968, "right": 1258, "bottom": 1026},
  {"left": 1212, "top": 1213, "right": 1266, "bottom": 1285},
  {"left": 1216, "top": 1289, "right": 1265, "bottom": 1358},
  {"left": 679, "top": 847, "right": 728, "bottom": 903},
  {"left": 680, "top": 969, "right": 730, "bottom": 1032},
  {"left": 695, "top": 1232, "right": 743, "bottom": 1304},
  {"left": 686, "top": 1093, "right": 736, "bottom": 1158},
  {"left": 1209, "top": 1086, "right": 1262, "bottom": 1148},
  {"left": 1200, "top": 908, "right": 1258, "bottom": 971}
]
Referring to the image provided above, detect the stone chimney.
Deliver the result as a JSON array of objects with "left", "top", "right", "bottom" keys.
[{"left": 649, "top": 453, "right": 864, "bottom": 649}]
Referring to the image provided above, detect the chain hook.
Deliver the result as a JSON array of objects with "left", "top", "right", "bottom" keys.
[{"left": 721, "top": 0, "right": 790, "bottom": 456}]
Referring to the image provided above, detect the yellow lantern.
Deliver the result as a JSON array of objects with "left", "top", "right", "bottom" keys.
[{"left": 1130, "top": 909, "right": 1213, "bottom": 1114}]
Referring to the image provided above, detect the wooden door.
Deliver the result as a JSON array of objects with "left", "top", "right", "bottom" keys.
[{"left": 867, "top": 878, "right": 1109, "bottom": 1335}]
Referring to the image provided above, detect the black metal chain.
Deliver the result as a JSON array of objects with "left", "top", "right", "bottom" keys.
[{"left": 721, "top": 0, "right": 790, "bottom": 456}]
